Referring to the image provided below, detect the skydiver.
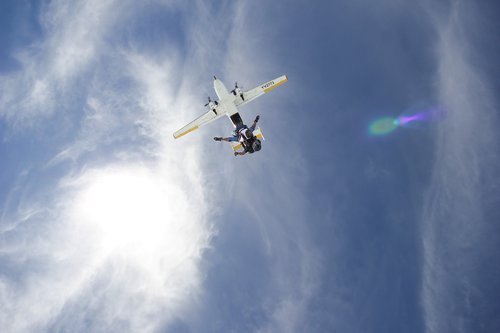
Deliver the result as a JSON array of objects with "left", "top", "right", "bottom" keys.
[{"left": 214, "top": 115, "right": 261, "bottom": 156}]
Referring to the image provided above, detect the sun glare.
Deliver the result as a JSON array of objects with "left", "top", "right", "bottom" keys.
[
  {"left": 73, "top": 165, "right": 195, "bottom": 256},
  {"left": 58, "top": 163, "right": 211, "bottom": 328}
]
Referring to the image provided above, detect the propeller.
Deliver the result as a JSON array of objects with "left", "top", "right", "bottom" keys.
[
  {"left": 231, "top": 82, "right": 242, "bottom": 95},
  {"left": 204, "top": 96, "right": 211, "bottom": 107}
]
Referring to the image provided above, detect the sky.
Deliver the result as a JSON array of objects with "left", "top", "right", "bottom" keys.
[{"left": 1, "top": 1, "right": 499, "bottom": 332}]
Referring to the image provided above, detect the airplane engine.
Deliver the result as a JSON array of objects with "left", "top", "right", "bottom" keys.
[{"left": 231, "top": 83, "right": 244, "bottom": 100}]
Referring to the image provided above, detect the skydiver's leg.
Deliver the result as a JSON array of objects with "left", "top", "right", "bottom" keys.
[{"left": 214, "top": 137, "right": 236, "bottom": 142}]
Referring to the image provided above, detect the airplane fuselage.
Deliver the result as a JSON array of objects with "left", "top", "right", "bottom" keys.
[{"left": 213, "top": 78, "right": 239, "bottom": 118}]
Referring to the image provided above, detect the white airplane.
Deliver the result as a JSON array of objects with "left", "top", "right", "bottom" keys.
[{"left": 173, "top": 75, "right": 288, "bottom": 152}]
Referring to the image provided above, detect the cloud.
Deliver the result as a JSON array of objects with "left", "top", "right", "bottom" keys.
[
  {"left": 196, "top": 3, "right": 320, "bottom": 331},
  {"left": 1, "top": 1, "right": 321, "bottom": 332},
  {"left": 420, "top": 1, "right": 500, "bottom": 332},
  {"left": 1, "top": 161, "right": 212, "bottom": 333},
  {"left": 0, "top": 0, "right": 117, "bottom": 129},
  {"left": 0, "top": 1, "right": 216, "bottom": 332}
]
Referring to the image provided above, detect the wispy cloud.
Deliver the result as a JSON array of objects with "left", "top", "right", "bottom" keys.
[
  {"left": 420, "top": 1, "right": 500, "bottom": 332},
  {"left": 0, "top": 1, "right": 216, "bottom": 332},
  {"left": 204, "top": 3, "right": 320, "bottom": 332},
  {"left": 1, "top": 1, "right": 321, "bottom": 332},
  {"left": 0, "top": 0, "right": 122, "bottom": 129}
]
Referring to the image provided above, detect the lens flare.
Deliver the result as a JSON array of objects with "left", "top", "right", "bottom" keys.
[
  {"left": 398, "top": 108, "right": 437, "bottom": 126},
  {"left": 369, "top": 116, "right": 398, "bottom": 136},
  {"left": 368, "top": 107, "right": 442, "bottom": 136}
]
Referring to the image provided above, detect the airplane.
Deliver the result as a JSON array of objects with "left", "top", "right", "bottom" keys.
[{"left": 173, "top": 75, "right": 288, "bottom": 152}]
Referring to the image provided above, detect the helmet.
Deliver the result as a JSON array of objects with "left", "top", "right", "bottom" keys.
[
  {"left": 243, "top": 128, "right": 254, "bottom": 139},
  {"left": 252, "top": 139, "right": 262, "bottom": 152}
]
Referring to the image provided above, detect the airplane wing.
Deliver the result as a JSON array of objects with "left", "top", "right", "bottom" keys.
[
  {"left": 173, "top": 109, "right": 224, "bottom": 139},
  {"left": 235, "top": 75, "right": 288, "bottom": 108}
]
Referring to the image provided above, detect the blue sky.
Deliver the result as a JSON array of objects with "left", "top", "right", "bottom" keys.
[{"left": 1, "top": 1, "right": 500, "bottom": 332}]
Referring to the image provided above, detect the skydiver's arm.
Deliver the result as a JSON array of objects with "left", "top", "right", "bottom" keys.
[
  {"left": 234, "top": 151, "right": 247, "bottom": 156},
  {"left": 249, "top": 115, "right": 260, "bottom": 132}
]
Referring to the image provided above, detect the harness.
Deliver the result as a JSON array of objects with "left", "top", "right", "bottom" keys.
[{"left": 237, "top": 128, "right": 256, "bottom": 153}]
